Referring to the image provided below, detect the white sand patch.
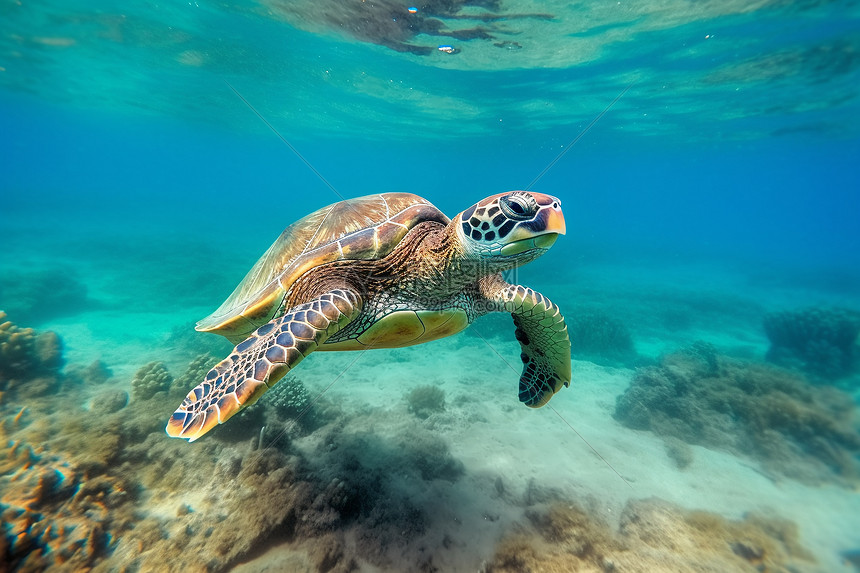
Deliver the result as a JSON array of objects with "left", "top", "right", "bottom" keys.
[{"left": 42, "top": 306, "right": 212, "bottom": 379}]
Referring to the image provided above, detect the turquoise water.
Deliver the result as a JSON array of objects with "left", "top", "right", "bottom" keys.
[{"left": 2, "top": 1, "right": 860, "bottom": 571}]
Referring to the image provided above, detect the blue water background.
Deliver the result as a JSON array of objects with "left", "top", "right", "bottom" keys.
[
  {"left": 3, "top": 90, "right": 858, "bottom": 280},
  {"left": 1, "top": 2, "right": 860, "bottom": 569},
  {"left": 2, "top": 0, "right": 859, "bottom": 287}
]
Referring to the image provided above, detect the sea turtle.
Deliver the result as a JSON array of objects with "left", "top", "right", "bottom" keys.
[{"left": 166, "top": 191, "right": 571, "bottom": 441}]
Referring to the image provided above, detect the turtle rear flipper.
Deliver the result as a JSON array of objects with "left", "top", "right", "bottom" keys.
[
  {"left": 166, "top": 289, "right": 362, "bottom": 442},
  {"left": 482, "top": 280, "right": 571, "bottom": 407}
]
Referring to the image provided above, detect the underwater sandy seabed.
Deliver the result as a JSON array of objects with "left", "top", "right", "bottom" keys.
[{"left": 1, "top": 218, "right": 860, "bottom": 573}]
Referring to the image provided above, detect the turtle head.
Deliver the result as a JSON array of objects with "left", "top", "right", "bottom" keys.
[{"left": 454, "top": 191, "right": 565, "bottom": 270}]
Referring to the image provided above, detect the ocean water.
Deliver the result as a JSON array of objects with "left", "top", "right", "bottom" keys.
[{"left": 2, "top": 1, "right": 860, "bottom": 571}]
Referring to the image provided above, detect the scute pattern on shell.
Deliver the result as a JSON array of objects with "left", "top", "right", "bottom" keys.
[{"left": 197, "top": 193, "right": 448, "bottom": 335}]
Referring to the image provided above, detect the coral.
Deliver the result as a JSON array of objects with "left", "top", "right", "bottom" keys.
[
  {"left": 488, "top": 536, "right": 540, "bottom": 572},
  {"left": 614, "top": 345, "right": 860, "bottom": 485},
  {"left": 107, "top": 435, "right": 360, "bottom": 573},
  {"left": 567, "top": 307, "right": 637, "bottom": 366},
  {"left": 3, "top": 409, "right": 318, "bottom": 572},
  {"left": 764, "top": 306, "right": 860, "bottom": 380},
  {"left": 131, "top": 361, "right": 173, "bottom": 401},
  {"left": 265, "top": 374, "right": 339, "bottom": 438},
  {"left": 51, "top": 417, "right": 125, "bottom": 473},
  {"left": 268, "top": 374, "right": 312, "bottom": 419},
  {"left": 0, "top": 311, "right": 64, "bottom": 397},
  {"left": 484, "top": 498, "right": 815, "bottom": 573},
  {"left": 91, "top": 389, "right": 129, "bottom": 413},
  {"left": 0, "top": 432, "right": 134, "bottom": 572},
  {"left": 406, "top": 384, "right": 446, "bottom": 419},
  {"left": 0, "top": 423, "right": 320, "bottom": 573},
  {"left": 138, "top": 449, "right": 303, "bottom": 570},
  {"left": 1, "top": 348, "right": 461, "bottom": 573},
  {"left": 170, "top": 353, "right": 218, "bottom": 401},
  {"left": 526, "top": 503, "right": 615, "bottom": 556},
  {"left": 0, "top": 312, "right": 59, "bottom": 378},
  {"left": 0, "top": 347, "right": 355, "bottom": 568}
]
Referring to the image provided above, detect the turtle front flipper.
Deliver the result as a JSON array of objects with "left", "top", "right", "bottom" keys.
[
  {"left": 166, "top": 289, "right": 362, "bottom": 442},
  {"left": 481, "top": 279, "right": 571, "bottom": 407}
]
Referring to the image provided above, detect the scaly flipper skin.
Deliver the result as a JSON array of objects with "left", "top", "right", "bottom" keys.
[
  {"left": 483, "top": 279, "right": 571, "bottom": 407},
  {"left": 165, "top": 289, "right": 362, "bottom": 442}
]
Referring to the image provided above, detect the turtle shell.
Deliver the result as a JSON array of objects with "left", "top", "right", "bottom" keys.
[{"left": 196, "top": 193, "right": 449, "bottom": 341}]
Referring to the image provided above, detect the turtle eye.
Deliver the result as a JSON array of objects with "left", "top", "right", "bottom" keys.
[{"left": 499, "top": 193, "right": 537, "bottom": 221}]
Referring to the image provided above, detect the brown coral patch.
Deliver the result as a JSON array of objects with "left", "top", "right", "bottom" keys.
[
  {"left": 614, "top": 343, "right": 860, "bottom": 485},
  {"left": 485, "top": 498, "right": 815, "bottom": 573},
  {"left": 131, "top": 361, "right": 173, "bottom": 402},
  {"left": 0, "top": 428, "right": 135, "bottom": 571},
  {"left": 0, "top": 311, "right": 64, "bottom": 398}
]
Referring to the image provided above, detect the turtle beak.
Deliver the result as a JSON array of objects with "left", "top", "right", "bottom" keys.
[
  {"left": 499, "top": 200, "right": 566, "bottom": 256},
  {"left": 499, "top": 204, "right": 566, "bottom": 255},
  {"left": 545, "top": 205, "right": 566, "bottom": 235},
  {"left": 520, "top": 203, "right": 564, "bottom": 251}
]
